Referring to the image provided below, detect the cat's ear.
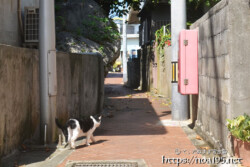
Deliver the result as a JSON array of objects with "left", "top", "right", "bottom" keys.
[{"left": 98, "top": 116, "right": 102, "bottom": 120}]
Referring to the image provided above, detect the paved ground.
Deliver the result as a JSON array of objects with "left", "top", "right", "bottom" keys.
[
  {"left": 2, "top": 72, "right": 209, "bottom": 167},
  {"left": 57, "top": 72, "right": 207, "bottom": 167}
]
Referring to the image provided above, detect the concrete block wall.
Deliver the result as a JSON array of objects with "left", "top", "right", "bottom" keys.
[
  {"left": 191, "top": 0, "right": 250, "bottom": 153},
  {"left": 0, "top": 44, "right": 104, "bottom": 159}
]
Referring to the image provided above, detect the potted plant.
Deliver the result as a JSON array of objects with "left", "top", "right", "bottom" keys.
[{"left": 227, "top": 114, "right": 250, "bottom": 166}]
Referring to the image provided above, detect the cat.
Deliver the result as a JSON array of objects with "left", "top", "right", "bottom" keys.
[{"left": 55, "top": 114, "right": 102, "bottom": 149}]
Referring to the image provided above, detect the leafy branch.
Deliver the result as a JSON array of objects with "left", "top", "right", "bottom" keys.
[{"left": 155, "top": 24, "right": 171, "bottom": 51}]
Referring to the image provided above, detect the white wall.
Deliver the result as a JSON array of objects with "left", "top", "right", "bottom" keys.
[{"left": 121, "top": 38, "right": 140, "bottom": 52}]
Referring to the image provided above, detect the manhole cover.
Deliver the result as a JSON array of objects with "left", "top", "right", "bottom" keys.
[{"left": 66, "top": 160, "right": 147, "bottom": 167}]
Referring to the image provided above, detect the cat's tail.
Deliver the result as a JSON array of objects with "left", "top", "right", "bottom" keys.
[
  {"left": 55, "top": 118, "right": 68, "bottom": 142},
  {"left": 55, "top": 118, "right": 64, "bottom": 130}
]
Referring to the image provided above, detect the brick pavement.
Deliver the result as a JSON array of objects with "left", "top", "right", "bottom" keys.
[{"left": 58, "top": 72, "right": 207, "bottom": 167}]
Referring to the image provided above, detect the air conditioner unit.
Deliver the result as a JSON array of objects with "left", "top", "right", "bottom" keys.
[{"left": 24, "top": 7, "right": 39, "bottom": 43}]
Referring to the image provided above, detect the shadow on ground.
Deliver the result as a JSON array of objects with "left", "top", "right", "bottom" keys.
[
  {"left": 75, "top": 140, "right": 108, "bottom": 149},
  {"left": 98, "top": 98, "right": 168, "bottom": 136},
  {"left": 100, "top": 72, "right": 170, "bottom": 136},
  {"left": 1, "top": 145, "right": 57, "bottom": 167}
]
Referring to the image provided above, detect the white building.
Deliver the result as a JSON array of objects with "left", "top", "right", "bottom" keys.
[{"left": 113, "top": 16, "right": 140, "bottom": 63}]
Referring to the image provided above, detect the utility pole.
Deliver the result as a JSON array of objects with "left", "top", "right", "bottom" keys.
[
  {"left": 171, "top": 0, "right": 188, "bottom": 120},
  {"left": 122, "top": 12, "right": 128, "bottom": 84},
  {"left": 39, "top": 0, "right": 57, "bottom": 144}
]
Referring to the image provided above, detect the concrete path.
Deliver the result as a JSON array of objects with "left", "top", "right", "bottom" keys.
[{"left": 57, "top": 72, "right": 207, "bottom": 167}]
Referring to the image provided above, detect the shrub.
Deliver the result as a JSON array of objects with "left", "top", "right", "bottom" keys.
[{"left": 227, "top": 114, "right": 250, "bottom": 142}]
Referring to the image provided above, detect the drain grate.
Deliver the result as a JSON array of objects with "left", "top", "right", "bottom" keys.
[
  {"left": 66, "top": 160, "right": 147, "bottom": 167},
  {"left": 72, "top": 162, "right": 138, "bottom": 167}
]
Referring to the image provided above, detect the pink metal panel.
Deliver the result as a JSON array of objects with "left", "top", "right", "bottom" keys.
[{"left": 178, "top": 29, "right": 198, "bottom": 95}]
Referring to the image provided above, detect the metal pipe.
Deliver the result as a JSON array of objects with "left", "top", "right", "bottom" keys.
[
  {"left": 44, "top": 124, "right": 47, "bottom": 146},
  {"left": 171, "top": 0, "right": 188, "bottom": 120},
  {"left": 122, "top": 12, "right": 128, "bottom": 84},
  {"left": 17, "top": 0, "right": 24, "bottom": 39},
  {"left": 39, "top": 0, "right": 57, "bottom": 144}
]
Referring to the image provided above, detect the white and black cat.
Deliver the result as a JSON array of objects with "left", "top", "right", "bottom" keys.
[{"left": 55, "top": 114, "right": 102, "bottom": 149}]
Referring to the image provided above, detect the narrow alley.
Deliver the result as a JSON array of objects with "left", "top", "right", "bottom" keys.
[
  {"left": 1, "top": 0, "right": 250, "bottom": 166},
  {"left": 57, "top": 73, "right": 207, "bottom": 167}
]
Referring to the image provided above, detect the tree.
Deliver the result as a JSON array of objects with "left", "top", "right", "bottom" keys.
[
  {"left": 94, "top": 0, "right": 221, "bottom": 23},
  {"left": 186, "top": 0, "right": 221, "bottom": 23},
  {"left": 93, "top": 0, "right": 142, "bottom": 17}
]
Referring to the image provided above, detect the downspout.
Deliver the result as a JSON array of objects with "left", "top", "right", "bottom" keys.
[{"left": 17, "top": 0, "right": 24, "bottom": 40}]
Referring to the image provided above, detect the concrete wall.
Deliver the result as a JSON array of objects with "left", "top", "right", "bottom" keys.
[
  {"left": 56, "top": 52, "right": 104, "bottom": 122},
  {"left": 156, "top": 46, "right": 172, "bottom": 98},
  {"left": 190, "top": 0, "right": 250, "bottom": 153},
  {"left": 139, "top": 44, "right": 172, "bottom": 98},
  {"left": 0, "top": 45, "right": 40, "bottom": 159},
  {"left": 0, "top": 44, "right": 104, "bottom": 159},
  {"left": 0, "top": 0, "right": 39, "bottom": 46},
  {"left": 121, "top": 37, "right": 140, "bottom": 52}
]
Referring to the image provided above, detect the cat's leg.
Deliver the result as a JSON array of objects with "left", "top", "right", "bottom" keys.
[
  {"left": 71, "top": 128, "right": 79, "bottom": 149},
  {"left": 90, "top": 134, "right": 96, "bottom": 143},
  {"left": 67, "top": 127, "right": 72, "bottom": 148},
  {"left": 86, "top": 133, "right": 91, "bottom": 146}
]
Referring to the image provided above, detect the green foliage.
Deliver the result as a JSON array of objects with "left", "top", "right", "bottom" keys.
[
  {"left": 227, "top": 114, "right": 250, "bottom": 142},
  {"left": 186, "top": 0, "right": 221, "bottom": 22},
  {"left": 94, "top": 0, "right": 142, "bottom": 17},
  {"left": 155, "top": 24, "right": 171, "bottom": 50},
  {"left": 82, "top": 15, "right": 120, "bottom": 44},
  {"left": 154, "top": 24, "right": 171, "bottom": 66},
  {"left": 76, "top": 27, "right": 82, "bottom": 36},
  {"left": 56, "top": 16, "right": 66, "bottom": 27},
  {"left": 93, "top": 0, "right": 221, "bottom": 20},
  {"left": 96, "top": 0, "right": 221, "bottom": 23},
  {"left": 55, "top": 4, "right": 61, "bottom": 12},
  {"left": 98, "top": 46, "right": 104, "bottom": 53}
]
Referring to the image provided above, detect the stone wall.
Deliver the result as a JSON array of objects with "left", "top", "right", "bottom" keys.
[
  {"left": 0, "top": 44, "right": 104, "bottom": 159},
  {"left": 190, "top": 0, "right": 250, "bottom": 153}
]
